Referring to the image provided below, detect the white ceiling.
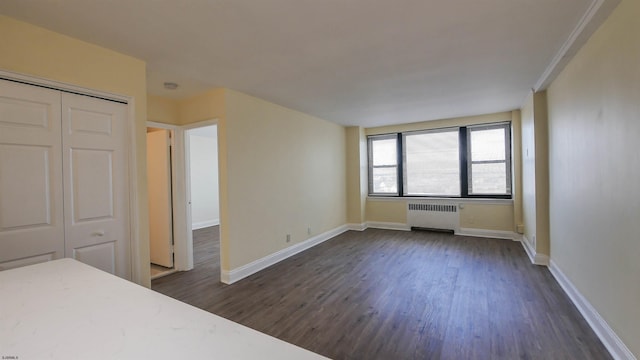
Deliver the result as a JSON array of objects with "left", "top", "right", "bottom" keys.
[{"left": 0, "top": 0, "right": 618, "bottom": 127}]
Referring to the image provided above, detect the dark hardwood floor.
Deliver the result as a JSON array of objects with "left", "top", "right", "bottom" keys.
[{"left": 152, "top": 227, "right": 611, "bottom": 360}]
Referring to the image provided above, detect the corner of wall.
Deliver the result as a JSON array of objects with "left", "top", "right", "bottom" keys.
[
  {"left": 511, "top": 109, "right": 524, "bottom": 234},
  {"left": 533, "top": 91, "right": 550, "bottom": 257}
]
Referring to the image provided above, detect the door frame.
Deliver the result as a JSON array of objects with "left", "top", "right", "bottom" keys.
[
  {"left": 146, "top": 121, "right": 191, "bottom": 271},
  {"left": 146, "top": 127, "right": 175, "bottom": 268},
  {"left": 0, "top": 69, "right": 140, "bottom": 283},
  {"left": 181, "top": 119, "right": 219, "bottom": 271},
  {"left": 146, "top": 119, "right": 219, "bottom": 274}
]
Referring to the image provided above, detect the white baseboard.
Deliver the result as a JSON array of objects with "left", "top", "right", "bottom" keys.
[
  {"left": 366, "top": 221, "right": 411, "bottom": 231},
  {"left": 221, "top": 224, "right": 350, "bottom": 284},
  {"left": 520, "top": 235, "right": 550, "bottom": 266},
  {"left": 549, "top": 260, "right": 636, "bottom": 360},
  {"left": 456, "top": 227, "right": 519, "bottom": 240},
  {"left": 192, "top": 219, "right": 219, "bottom": 230},
  {"left": 347, "top": 223, "right": 367, "bottom": 231}
]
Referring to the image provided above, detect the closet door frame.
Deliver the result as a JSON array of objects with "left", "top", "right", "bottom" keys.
[{"left": 0, "top": 69, "right": 142, "bottom": 285}]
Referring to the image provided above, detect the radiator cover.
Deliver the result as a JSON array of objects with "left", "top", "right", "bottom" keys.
[{"left": 407, "top": 201, "right": 460, "bottom": 232}]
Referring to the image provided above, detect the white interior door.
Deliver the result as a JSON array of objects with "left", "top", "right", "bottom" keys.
[
  {"left": 147, "top": 129, "right": 174, "bottom": 268},
  {"left": 62, "top": 93, "right": 130, "bottom": 279},
  {"left": 0, "top": 80, "right": 65, "bottom": 270}
]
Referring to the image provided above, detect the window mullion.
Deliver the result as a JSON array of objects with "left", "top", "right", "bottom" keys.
[
  {"left": 397, "top": 133, "right": 403, "bottom": 196},
  {"left": 460, "top": 127, "right": 469, "bottom": 197}
]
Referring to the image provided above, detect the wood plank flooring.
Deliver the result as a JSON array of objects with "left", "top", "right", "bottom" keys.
[{"left": 152, "top": 227, "right": 611, "bottom": 360}]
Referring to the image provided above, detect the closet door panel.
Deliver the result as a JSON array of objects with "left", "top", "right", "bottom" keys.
[
  {"left": 71, "top": 149, "right": 114, "bottom": 221},
  {"left": 0, "top": 80, "right": 64, "bottom": 270},
  {"left": 62, "top": 93, "right": 130, "bottom": 279}
]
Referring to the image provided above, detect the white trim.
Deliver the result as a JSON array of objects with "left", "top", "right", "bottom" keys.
[
  {"left": 127, "top": 98, "right": 141, "bottom": 285},
  {"left": 0, "top": 69, "right": 141, "bottom": 285},
  {"left": 520, "top": 235, "right": 550, "bottom": 266},
  {"left": 0, "top": 69, "right": 130, "bottom": 103},
  {"left": 147, "top": 121, "right": 178, "bottom": 129},
  {"left": 534, "top": 0, "right": 621, "bottom": 90},
  {"left": 221, "top": 225, "right": 350, "bottom": 284},
  {"left": 181, "top": 120, "right": 219, "bottom": 272},
  {"left": 367, "top": 196, "right": 513, "bottom": 205},
  {"left": 182, "top": 119, "right": 219, "bottom": 130},
  {"left": 549, "top": 261, "right": 636, "bottom": 360},
  {"left": 521, "top": 235, "right": 536, "bottom": 262},
  {"left": 146, "top": 121, "right": 192, "bottom": 272},
  {"left": 365, "top": 222, "right": 412, "bottom": 231},
  {"left": 150, "top": 267, "right": 178, "bottom": 280},
  {"left": 192, "top": 220, "right": 220, "bottom": 230},
  {"left": 347, "top": 223, "right": 367, "bottom": 231},
  {"left": 534, "top": 252, "right": 550, "bottom": 266},
  {"left": 456, "top": 228, "right": 519, "bottom": 240},
  {"left": 149, "top": 120, "right": 219, "bottom": 275}
]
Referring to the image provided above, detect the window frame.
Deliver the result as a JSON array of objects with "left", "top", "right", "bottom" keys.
[
  {"left": 402, "top": 126, "right": 461, "bottom": 197},
  {"left": 367, "top": 122, "right": 512, "bottom": 199},
  {"left": 464, "top": 122, "right": 512, "bottom": 198},
  {"left": 367, "top": 133, "right": 401, "bottom": 196}
]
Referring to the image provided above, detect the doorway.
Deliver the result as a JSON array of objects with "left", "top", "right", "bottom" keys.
[
  {"left": 186, "top": 125, "right": 219, "bottom": 231},
  {"left": 147, "top": 127, "right": 176, "bottom": 279},
  {"left": 184, "top": 124, "right": 221, "bottom": 280},
  {"left": 146, "top": 120, "right": 221, "bottom": 282}
]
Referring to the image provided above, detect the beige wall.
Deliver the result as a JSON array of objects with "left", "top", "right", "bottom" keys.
[
  {"left": 366, "top": 199, "right": 407, "bottom": 224},
  {"left": 364, "top": 111, "right": 517, "bottom": 232},
  {"left": 534, "top": 92, "right": 549, "bottom": 256},
  {"left": 346, "top": 126, "right": 367, "bottom": 224},
  {"left": 177, "top": 90, "right": 228, "bottom": 268},
  {"left": 520, "top": 91, "right": 550, "bottom": 255},
  {"left": 366, "top": 111, "right": 512, "bottom": 136},
  {"left": 546, "top": 0, "right": 639, "bottom": 356},
  {"left": 0, "top": 16, "right": 150, "bottom": 286},
  {"left": 521, "top": 94, "right": 537, "bottom": 248},
  {"left": 459, "top": 203, "right": 514, "bottom": 231},
  {"left": 147, "top": 95, "right": 179, "bottom": 125},
  {"left": 179, "top": 88, "right": 226, "bottom": 126},
  {"left": 148, "top": 89, "right": 347, "bottom": 273},
  {"left": 223, "top": 90, "right": 347, "bottom": 269},
  {"left": 511, "top": 110, "right": 524, "bottom": 233}
]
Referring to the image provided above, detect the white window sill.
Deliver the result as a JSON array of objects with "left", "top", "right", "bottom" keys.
[{"left": 366, "top": 196, "right": 513, "bottom": 205}]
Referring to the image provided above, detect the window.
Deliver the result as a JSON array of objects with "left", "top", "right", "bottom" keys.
[
  {"left": 368, "top": 134, "right": 398, "bottom": 195},
  {"left": 467, "top": 124, "right": 511, "bottom": 196},
  {"left": 367, "top": 122, "right": 512, "bottom": 198},
  {"left": 403, "top": 129, "right": 460, "bottom": 196}
]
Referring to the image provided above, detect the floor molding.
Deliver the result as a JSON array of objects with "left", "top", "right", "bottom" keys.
[
  {"left": 549, "top": 260, "right": 636, "bottom": 360},
  {"left": 520, "top": 235, "right": 550, "bottom": 266},
  {"left": 366, "top": 221, "right": 411, "bottom": 231},
  {"left": 346, "top": 223, "right": 367, "bottom": 231},
  {"left": 221, "top": 224, "right": 350, "bottom": 284},
  {"left": 192, "top": 219, "right": 220, "bottom": 230},
  {"left": 457, "top": 228, "right": 519, "bottom": 241}
]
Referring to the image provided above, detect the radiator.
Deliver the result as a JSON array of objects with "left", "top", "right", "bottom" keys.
[{"left": 407, "top": 201, "right": 459, "bottom": 232}]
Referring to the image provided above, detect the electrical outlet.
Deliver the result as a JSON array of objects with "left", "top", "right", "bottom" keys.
[
  {"left": 286, "top": 234, "right": 291, "bottom": 243},
  {"left": 307, "top": 226, "right": 311, "bottom": 235}
]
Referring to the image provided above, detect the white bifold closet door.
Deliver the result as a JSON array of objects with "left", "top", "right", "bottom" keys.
[
  {"left": 0, "top": 80, "right": 65, "bottom": 268},
  {"left": 0, "top": 79, "right": 130, "bottom": 279}
]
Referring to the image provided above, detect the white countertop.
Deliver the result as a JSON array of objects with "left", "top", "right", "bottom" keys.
[{"left": 0, "top": 258, "right": 327, "bottom": 359}]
